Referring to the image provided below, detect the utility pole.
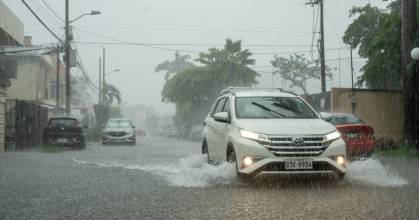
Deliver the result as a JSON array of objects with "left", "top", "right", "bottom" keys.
[
  {"left": 350, "top": 44, "right": 355, "bottom": 114},
  {"left": 338, "top": 48, "right": 341, "bottom": 87},
  {"left": 401, "top": 0, "right": 417, "bottom": 146},
  {"left": 102, "top": 47, "right": 106, "bottom": 104},
  {"left": 307, "top": 0, "right": 326, "bottom": 109},
  {"left": 56, "top": 45, "right": 60, "bottom": 109},
  {"left": 64, "top": 0, "right": 71, "bottom": 115},
  {"left": 98, "top": 57, "right": 102, "bottom": 104},
  {"left": 319, "top": 0, "right": 326, "bottom": 96}
]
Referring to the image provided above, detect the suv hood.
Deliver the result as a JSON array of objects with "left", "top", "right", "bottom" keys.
[{"left": 235, "top": 119, "right": 336, "bottom": 135}]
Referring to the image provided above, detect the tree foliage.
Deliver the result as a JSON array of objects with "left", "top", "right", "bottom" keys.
[
  {"left": 155, "top": 51, "right": 193, "bottom": 81},
  {"left": 161, "top": 39, "right": 259, "bottom": 127},
  {"left": 271, "top": 54, "right": 332, "bottom": 95},
  {"left": 343, "top": 2, "right": 401, "bottom": 90},
  {"left": 102, "top": 83, "right": 121, "bottom": 106}
]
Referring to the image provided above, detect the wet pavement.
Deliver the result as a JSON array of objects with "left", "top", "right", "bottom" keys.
[{"left": 0, "top": 136, "right": 418, "bottom": 219}]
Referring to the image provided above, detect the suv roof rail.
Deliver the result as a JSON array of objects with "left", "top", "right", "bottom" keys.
[{"left": 219, "top": 87, "right": 299, "bottom": 96}]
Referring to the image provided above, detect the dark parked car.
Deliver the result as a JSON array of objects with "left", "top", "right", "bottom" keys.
[
  {"left": 329, "top": 113, "right": 375, "bottom": 157},
  {"left": 42, "top": 116, "right": 87, "bottom": 148}
]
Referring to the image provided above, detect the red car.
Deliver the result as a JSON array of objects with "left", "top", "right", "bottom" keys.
[{"left": 329, "top": 113, "right": 376, "bottom": 157}]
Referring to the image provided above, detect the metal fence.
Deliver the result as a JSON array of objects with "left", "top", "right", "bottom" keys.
[{"left": 5, "top": 99, "right": 48, "bottom": 150}]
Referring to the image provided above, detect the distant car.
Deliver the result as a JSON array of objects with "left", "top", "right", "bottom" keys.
[
  {"left": 42, "top": 116, "right": 87, "bottom": 148},
  {"left": 102, "top": 119, "right": 136, "bottom": 145},
  {"left": 136, "top": 128, "right": 147, "bottom": 136},
  {"left": 329, "top": 113, "right": 376, "bottom": 157}
]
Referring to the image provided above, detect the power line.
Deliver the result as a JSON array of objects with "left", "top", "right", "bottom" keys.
[
  {"left": 74, "top": 28, "right": 314, "bottom": 48},
  {"left": 40, "top": 0, "right": 64, "bottom": 22},
  {"left": 21, "top": 0, "right": 63, "bottom": 43},
  {"left": 0, "top": 46, "right": 56, "bottom": 54},
  {"left": 29, "top": 0, "right": 62, "bottom": 29},
  {"left": 73, "top": 25, "right": 312, "bottom": 34},
  {"left": 74, "top": 28, "right": 200, "bottom": 53}
]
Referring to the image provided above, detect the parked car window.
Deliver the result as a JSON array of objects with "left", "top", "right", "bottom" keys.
[
  {"left": 48, "top": 118, "right": 78, "bottom": 127},
  {"left": 235, "top": 97, "right": 317, "bottom": 119},
  {"left": 106, "top": 120, "right": 132, "bottom": 128},
  {"left": 330, "top": 114, "right": 364, "bottom": 125}
]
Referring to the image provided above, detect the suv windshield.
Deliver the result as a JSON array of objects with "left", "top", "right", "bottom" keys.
[
  {"left": 106, "top": 120, "right": 132, "bottom": 128},
  {"left": 49, "top": 118, "right": 78, "bottom": 127},
  {"left": 235, "top": 97, "right": 317, "bottom": 119}
]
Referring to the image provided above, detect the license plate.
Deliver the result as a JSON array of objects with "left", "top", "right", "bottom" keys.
[
  {"left": 347, "top": 133, "right": 359, "bottom": 139},
  {"left": 285, "top": 159, "right": 313, "bottom": 170},
  {"left": 57, "top": 138, "right": 68, "bottom": 143}
]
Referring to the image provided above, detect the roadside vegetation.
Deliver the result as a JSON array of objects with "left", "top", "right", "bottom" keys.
[{"left": 376, "top": 144, "right": 416, "bottom": 158}]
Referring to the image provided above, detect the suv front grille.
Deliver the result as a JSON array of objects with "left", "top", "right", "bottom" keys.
[
  {"left": 263, "top": 136, "right": 328, "bottom": 157},
  {"left": 108, "top": 131, "right": 127, "bottom": 137}
]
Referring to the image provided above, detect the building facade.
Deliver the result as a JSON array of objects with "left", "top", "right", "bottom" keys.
[{"left": 0, "top": 0, "right": 23, "bottom": 151}]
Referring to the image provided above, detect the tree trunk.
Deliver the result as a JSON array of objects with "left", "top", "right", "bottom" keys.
[{"left": 401, "top": 0, "right": 417, "bottom": 145}]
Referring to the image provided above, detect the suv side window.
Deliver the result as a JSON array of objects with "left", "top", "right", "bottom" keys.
[
  {"left": 222, "top": 97, "right": 230, "bottom": 114},
  {"left": 212, "top": 97, "right": 226, "bottom": 116}
]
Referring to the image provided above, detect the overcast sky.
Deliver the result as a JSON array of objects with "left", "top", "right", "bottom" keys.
[{"left": 3, "top": 0, "right": 389, "bottom": 115}]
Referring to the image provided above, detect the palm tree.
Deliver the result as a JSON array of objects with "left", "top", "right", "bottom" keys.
[
  {"left": 155, "top": 51, "right": 193, "bottom": 81},
  {"left": 102, "top": 83, "right": 121, "bottom": 106}
]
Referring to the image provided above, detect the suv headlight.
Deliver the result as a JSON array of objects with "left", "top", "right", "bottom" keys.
[
  {"left": 240, "top": 129, "right": 270, "bottom": 143},
  {"left": 323, "top": 131, "right": 341, "bottom": 142}
]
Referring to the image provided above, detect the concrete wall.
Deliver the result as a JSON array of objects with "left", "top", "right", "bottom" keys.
[
  {"left": 331, "top": 88, "right": 403, "bottom": 142},
  {"left": 0, "top": 0, "right": 24, "bottom": 45},
  {"left": 7, "top": 55, "right": 53, "bottom": 101}
]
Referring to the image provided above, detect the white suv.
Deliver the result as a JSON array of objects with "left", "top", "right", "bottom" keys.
[{"left": 202, "top": 88, "right": 346, "bottom": 180}]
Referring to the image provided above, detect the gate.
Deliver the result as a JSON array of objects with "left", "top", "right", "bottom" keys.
[{"left": 5, "top": 99, "right": 48, "bottom": 150}]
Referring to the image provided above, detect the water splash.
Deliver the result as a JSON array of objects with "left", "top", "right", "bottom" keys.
[
  {"left": 346, "top": 157, "right": 408, "bottom": 187},
  {"left": 73, "top": 154, "right": 237, "bottom": 188},
  {"left": 74, "top": 155, "right": 408, "bottom": 188}
]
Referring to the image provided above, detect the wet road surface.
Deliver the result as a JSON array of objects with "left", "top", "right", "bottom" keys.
[{"left": 0, "top": 136, "right": 418, "bottom": 219}]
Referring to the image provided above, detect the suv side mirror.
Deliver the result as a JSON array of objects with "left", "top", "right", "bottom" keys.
[
  {"left": 214, "top": 112, "right": 230, "bottom": 123},
  {"left": 320, "top": 112, "right": 332, "bottom": 121}
]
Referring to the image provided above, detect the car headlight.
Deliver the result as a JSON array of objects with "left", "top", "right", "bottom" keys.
[
  {"left": 323, "top": 131, "right": 341, "bottom": 142},
  {"left": 240, "top": 129, "right": 270, "bottom": 143},
  {"left": 127, "top": 130, "right": 134, "bottom": 136}
]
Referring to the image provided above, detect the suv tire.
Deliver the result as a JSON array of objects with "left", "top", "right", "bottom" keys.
[{"left": 202, "top": 140, "right": 210, "bottom": 163}]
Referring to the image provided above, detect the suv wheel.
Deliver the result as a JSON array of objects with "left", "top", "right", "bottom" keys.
[
  {"left": 201, "top": 140, "right": 210, "bottom": 163},
  {"left": 226, "top": 146, "right": 236, "bottom": 163}
]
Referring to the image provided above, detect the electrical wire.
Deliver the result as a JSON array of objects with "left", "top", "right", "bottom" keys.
[
  {"left": 21, "top": 0, "right": 63, "bottom": 43},
  {"left": 40, "top": 0, "right": 64, "bottom": 22},
  {"left": 73, "top": 25, "right": 312, "bottom": 34},
  {"left": 74, "top": 27, "right": 313, "bottom": 48}
]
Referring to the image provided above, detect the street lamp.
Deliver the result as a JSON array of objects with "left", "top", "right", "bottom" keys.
[
  {"left": 64, "top": 3, "right": 101, "bottom": 115},
  {"left": 410, "top": 48, "right": 419, "bottom": 60},
  {"left": 105, "top": 69, "right": 120, "bottom": 76},
  {"left": 70, "top": 10, "right": 101, "bottom": 24}
]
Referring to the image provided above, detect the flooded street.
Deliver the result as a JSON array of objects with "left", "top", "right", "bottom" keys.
[{"left": 0, "top": 136, "right": 418, "bottom": 219}]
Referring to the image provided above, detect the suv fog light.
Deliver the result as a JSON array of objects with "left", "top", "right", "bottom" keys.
[
  {"left": 336, "top": 156, "right": 345, "bottom": 165},
  {"left": 243, "top": 157, "right": 254, "bottom": 167}
]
